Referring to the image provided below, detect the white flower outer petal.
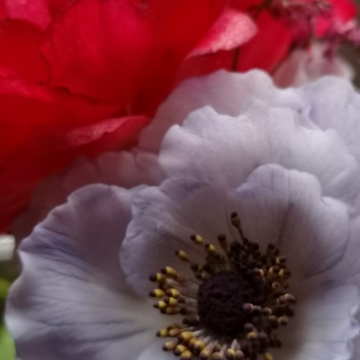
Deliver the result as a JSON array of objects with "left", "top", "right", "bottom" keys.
[
  {"left": 231, "top": 164, "right": 350, "bottom": 278},
  {"left": 6, "top": 185, "right": 167, "bottom": 360},
  {"left": 159, "top": 104, "right": 360, "bottom": 205},
  {"left": 272, "top": 282, "right": 359, "bottom": 360},
  {"left": 139, "top": 70, "right": 303, "bottom": 153}
]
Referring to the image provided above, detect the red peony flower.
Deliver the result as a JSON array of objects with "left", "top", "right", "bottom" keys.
[{"left": 0, "top": 0, "right": 257, "bottom": 232}]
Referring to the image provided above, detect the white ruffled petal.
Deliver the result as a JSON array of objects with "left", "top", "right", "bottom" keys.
[
  {"left": 299, "top": 76, "right": 360, "bottom": 163},
  {"left": 139, "top": 70, "right": 303, "bottom": 153},
  {"left": 6, "top": 185, "right": 165, "bottom": 360},
  {"left": 160, "top": 103, "right": 360, "bottom": 203},
  {"left": 121, "top": 179, "right": 235, "bottom": 295}
]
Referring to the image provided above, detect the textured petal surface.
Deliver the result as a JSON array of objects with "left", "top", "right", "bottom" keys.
[
  {"left": 139, "top": 70, "right": 303, "bottom": 152},
  {"left": 299, "top": 76, "right": 360, "bottom": 164},
  {"left": 272, "top": 283, "right": 359, "bottom": 360},
  {"left": 190, "top": 9, "right": 256, "bottom": 56},
  {"left": 6, "top": 185, "right": 166, "bottom": 360},
  {"left": 160, "top": 103, "right": 360, "bottom": 204},
  {"left": 231, "top": 164, "right": 350, "bottom": 277},
  {"left": 41, "top": 0, "right": 226, "bottom": 107}
]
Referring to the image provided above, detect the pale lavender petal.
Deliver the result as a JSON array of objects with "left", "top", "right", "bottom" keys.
[
  {"left": 6, "top": 185, "right": 166, "bottom": 360},
  {"left": 160, "top": 104, "right": 359, "bottom": 204}
]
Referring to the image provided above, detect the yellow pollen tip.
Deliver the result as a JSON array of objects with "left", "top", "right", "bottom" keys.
[
  {"left": 163, "top": 341, "right": 177, "bottom": 351},
  {"left": 166, "top": 288, "right": 181, "bottom": 298},
  {"left": 179, "top": 331, "right": 193, "bottom": 342},
  {"left": 211, "top": 352, "right": 222, "bottom": 360},
  {"left": 205, "top": 244, "right": 216, "bottom": 254},
  {"left": 154, "top": 300, "right": 167, "bottom": 310},
  {"left": 156, "top": 329, "right": 168, "bottom": 337},
  {"left": 180, "top": 350, "right": 193, "bottom": 360},
  {"left": 193, "top": 340, "right": 206, "bottom": 352},
  {"left": 165, "top": 297, "right": 178, "bottom": 306},
  {"left": 188, "top": 337, "right": 198, "bottom": 349},
  {"left": 191, "top": 234, "right": 203, "bottom": 245},
  {"left": 174, "top": 344, "right": 188, "bottom": 356},
  {"left": 168, "top": 328, "right": 182, "bottom": 337},
  {"left": 149, "top": 289, "right": 165, "bottom": 298},
  {"left": 164, "top": 307, "right": 179, "bottom": 315},
  {"left": 278, "top": 268, "right": 286, "bottom": 278},
  {"left": 247, "top": 331, "right": 258, "bottom": 341},
  {"left": 150, "top": 273, "right": 166, "bottom": 283},
  {"left": 161, "top": 266, "right": 179, "bottom": 279},
  {"left": 225, "top": 348, "right": 236, "bottom": 359},
  {"left": 263, "top": 352, "right": 274, "bottom": 360},
  {"left": 176, "top": 250, "right": 190, "bottom": 262},
  {"left": 234, "top": 350, "right": 245, "bottom": 359},
  {"left": 199, "top": 349, "right": 210, "bottom": 359}
]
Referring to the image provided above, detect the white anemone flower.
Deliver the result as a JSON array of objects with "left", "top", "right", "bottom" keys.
[{"left": 6, "top": 71, "right": 360, "bottom": 360}]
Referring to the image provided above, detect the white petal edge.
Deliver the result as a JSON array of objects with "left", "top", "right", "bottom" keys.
[{"left": 6, "top": 185, "right": 167, "bottom": 360}]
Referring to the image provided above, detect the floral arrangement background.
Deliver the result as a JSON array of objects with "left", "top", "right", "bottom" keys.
[{"left": 2, "top": 0, "right": 360, "bottom": 359}]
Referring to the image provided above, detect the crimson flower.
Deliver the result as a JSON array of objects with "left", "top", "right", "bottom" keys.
[{"left": 0, "top": 0, "right": 256, "bottom": 232}]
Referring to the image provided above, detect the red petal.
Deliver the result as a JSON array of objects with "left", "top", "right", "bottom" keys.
[
  {"left": 4, "top": 0, "right": 72, "bottom": 29},
  {"left": 0, "top": 19, "right": 48, "bottom": 83},
  {"left": 0, "top": 1, "right": 6, "bottom": 18},
  {"left": 236, "top": 11, "right": 293, "bottom": 72},
  {"left": 0, "top": 77, "right": 118, "bottom": 163},
  {"left": 317, "top": 0, "right": 357, "bottom": 36},
  {"left": 41, "top": 0, "right": 226, "bottom": 109},
  {"left": 177, "top": 50, "right": 236, "bottom": 81},
  {"left": 0, "top": 77, "right": 148, "bottom": 232},
  {"left": 190, "top": 9, "right": 257, "bottom": 57}
]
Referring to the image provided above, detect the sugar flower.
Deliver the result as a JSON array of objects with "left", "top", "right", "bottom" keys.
[{"left": 6, "top": 71, "right": 360, "bottom": 360}]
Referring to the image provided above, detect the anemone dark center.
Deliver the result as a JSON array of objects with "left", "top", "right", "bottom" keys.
[
  {"left": 150, "top": 213, "right": 296, "bottom": 360},
  {"left": 197, "top": 271, "right": 258, "bottom": 337}
]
